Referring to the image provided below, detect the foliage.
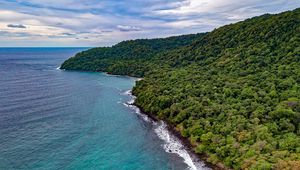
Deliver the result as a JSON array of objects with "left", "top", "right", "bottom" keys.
[
  {"left": 61, "top": 33, "right": 205, "bottom": 77},
  {"left": 62, "top": 8, "right": 300, "bottom": 169}
]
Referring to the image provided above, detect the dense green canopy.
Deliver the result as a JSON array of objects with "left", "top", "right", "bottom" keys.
[
  {"left": 61, "top": 33, "right": 205, "bottom": 77},
  {"left": 61, "top": 8, "right": 300, "bottom": 169}
]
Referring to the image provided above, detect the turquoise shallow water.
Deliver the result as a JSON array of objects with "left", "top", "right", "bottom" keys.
[{"left": 0, "top": 48, "right": 207, "bottom": 170}]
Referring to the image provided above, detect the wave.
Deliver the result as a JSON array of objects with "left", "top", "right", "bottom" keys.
[
  {"left": 123, "top": 89, "right": 133, "bottom": 96},
  {"left": 122, "top": 91, "right": 152, "bottom": 123},
  {"left": 154, "top": 122, "right": 209, "bottom": 170},
  {"left": 122, "top": 90, "right": 210, "bottom": 170},
  {"left": 56, "top": 66, "right": 66, "bottom": 71}
]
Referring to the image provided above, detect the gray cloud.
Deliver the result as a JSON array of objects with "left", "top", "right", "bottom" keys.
[
  {"left": 117, "top": 25, "right": 141, "bottom": 32},
  {"left": 7, "top": 24, "right": 26, "bottom": 28},
  {"left": 0, "top": 0, "right": 299, "bottom": 47},
  {"left": 62, "top": 32, "right": 75, "bottom": 36}
]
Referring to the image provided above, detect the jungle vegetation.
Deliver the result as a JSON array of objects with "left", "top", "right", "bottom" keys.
[
  {"left": 61, "top": 8, "right": 300, "bottom": 170},
  {"left": 61, "top": 33, "right": 205, "bottom": 77}
]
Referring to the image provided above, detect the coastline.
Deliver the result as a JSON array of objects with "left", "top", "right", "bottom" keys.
[
  {"left": 61, "top": 70, "right": 227, "bottom": 170},
  {"left": 132, "top": 101, "right": 225, "bottom": 170},
  {"left": 125, "top": 86, "right": 227, "bottom": 170}
]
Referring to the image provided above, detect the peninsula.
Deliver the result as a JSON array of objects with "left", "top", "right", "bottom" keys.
[{"left": 61, "top": 8, "right": 300, "bottom": 169}]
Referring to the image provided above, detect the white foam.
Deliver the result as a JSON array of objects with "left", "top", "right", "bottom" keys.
[
  {"left": 122, "top": 90, "right": 152, "bottom": 123},
  {"left": 123, "top": 101, "right": 153, "bottom": 123},
  {"left": 122, "top": 90, "right": 209, "bottom": 170},
  {"left": 154, "top": 122, "right": 210, "bottom": 170},
  {"left": 57, "top": 67, "right": 65, "bottom": 71},
  {"left": 123, "top": 90, "right": 133, "bottom": 96}
]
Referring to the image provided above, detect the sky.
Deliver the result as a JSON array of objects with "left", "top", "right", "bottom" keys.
[{"left": 0, "top": 0, "right": 299, "bottom": 47}]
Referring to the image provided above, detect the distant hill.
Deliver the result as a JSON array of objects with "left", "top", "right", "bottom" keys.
[
  {"left": 62, "top": 8, "right": 300, "bottom": 169},
  {"left": 61, "top": 33, "right": 205, "bottom": 77}
]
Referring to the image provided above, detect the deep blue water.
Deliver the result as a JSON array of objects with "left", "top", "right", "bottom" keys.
[{"left": 0, "top": 48, "right": 208, "bottom": 170}]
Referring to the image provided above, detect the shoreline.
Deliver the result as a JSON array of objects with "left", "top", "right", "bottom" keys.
[
  {"left": 126, "top": 88, "right": 226, "bottom": 170},
  {"left": 132, "top": 101, "right": 225, "bottom": 170},
  {"left": 60, "top": 70, "right": 227, "bottom": 170}
]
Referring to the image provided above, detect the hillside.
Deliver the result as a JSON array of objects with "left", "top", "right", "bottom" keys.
[
  {"left": 62, "top": 8, "right": 300, "bottom": 170},
  {"left": 60, "top": 33, "right": 205, "bottom": 77}
]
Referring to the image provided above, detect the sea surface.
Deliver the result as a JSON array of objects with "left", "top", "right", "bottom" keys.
[{"left": 0, "top": 48, "right": 208, "bottom": 170}]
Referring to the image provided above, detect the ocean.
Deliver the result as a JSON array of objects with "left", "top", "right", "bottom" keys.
[{"left": 0, "top": 48, "right": 208, "bottom": 170}]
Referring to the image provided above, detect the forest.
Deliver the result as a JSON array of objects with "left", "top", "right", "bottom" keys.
[
  {"left": 61, "top": 8, "right": 300, "bottom": 170},
  {"left": 61, "top": 33, "right": 205, "bottom": 77}
]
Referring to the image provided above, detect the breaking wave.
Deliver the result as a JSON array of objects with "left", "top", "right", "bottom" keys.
[{"left": 122, "top": 90, "right": 210, "bottom": 170}]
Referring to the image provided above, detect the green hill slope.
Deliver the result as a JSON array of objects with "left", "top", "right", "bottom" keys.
[
  {"left": 60, "top": 33, "right": 205, "bottom": 77},
  {"left": 62, "top": 8, "right": 300, "bottom": 169}
]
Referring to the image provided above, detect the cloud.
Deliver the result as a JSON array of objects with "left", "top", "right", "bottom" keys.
[
  {"left": 0, "top": 0, "right": 299, "bottom": 47},
  {"left": 117, "top": 25, "right": 141, "bottom": 32},
  {"left": 7, "top": 24, "right": 26, "bottom": 28},
  {"left": 61, "top": 32, "right": 75, "bottom": 36}
]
